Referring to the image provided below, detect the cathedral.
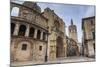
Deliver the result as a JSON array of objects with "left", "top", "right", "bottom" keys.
[{"left": 10, "top": 1, "right": 67, "bottom": 65}]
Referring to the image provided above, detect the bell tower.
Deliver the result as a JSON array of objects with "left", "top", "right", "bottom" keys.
[{"left": 68, "top": 19, "right": 78, "bottom": 42}]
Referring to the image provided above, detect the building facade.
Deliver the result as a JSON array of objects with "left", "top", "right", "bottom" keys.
[
  {"left": 82, "top": 16, "right": 95, "bottom": 58},
  {"left": 66, "top": 36, "right": 79, "bottom": 56},
  {"left": 11, "top": 1, "right": 67, "bottom": 64},
  {"left": 11, "top": 2, "right": 48, "bottom": 63}
]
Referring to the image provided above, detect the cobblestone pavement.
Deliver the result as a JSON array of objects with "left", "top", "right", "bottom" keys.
[{"left": 11, "top": 56, "right": 95, "bottom": 66}]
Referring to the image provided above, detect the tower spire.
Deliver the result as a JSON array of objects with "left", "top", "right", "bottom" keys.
[{"left": 71, "top": 19, "right": 73, "bottom": 25}]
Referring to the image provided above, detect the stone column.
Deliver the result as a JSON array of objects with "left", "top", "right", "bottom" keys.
[
  {"left": 25, "top": 24, "right": 30, "bottom": 37},
  {"left": 34, "top": 29, "right": 38, "bottom": 39},
  {"left": 40, "top": 31, "right": 43, "bottom": 40},
  {"left": 13, "top": 23, "right": 20, "bottom": 36}
]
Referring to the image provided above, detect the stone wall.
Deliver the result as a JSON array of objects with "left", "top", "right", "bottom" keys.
[{"left": 11, "top": 37, "right": 47, "bottom": 62}]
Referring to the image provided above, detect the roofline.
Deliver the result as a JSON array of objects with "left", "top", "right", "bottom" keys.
[
  {"left": 82, "top": 16, "right": 95, "bottom": 20},
  {"left": 82, "top": 16, "right": 95, "bottom": 30}
]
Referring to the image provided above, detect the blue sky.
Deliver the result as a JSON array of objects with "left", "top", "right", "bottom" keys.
[{"left": 11, "top": 0, "right": 95, "bottom": 43}]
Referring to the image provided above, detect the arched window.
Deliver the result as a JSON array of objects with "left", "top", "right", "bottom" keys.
[
  {"left": 18, "top": 25, "right": 26, "bottom": 36},
  {"left": 11, "top": 7, "right": 19, "bottom": 16},
  {"left": 22, "top": 44, "right": 27, "bottom": 50},
  {"left": 37, "top": 30, "right": 41, "bottom": 39},
  {"left": 11, "top": 23, "right": 15, "bottom": 35},
  {"left": 29, "top": 27, "right": 35, "bottom": 37},
  {"left": 43, "top": 32, "right": 46, "bottom": 40}
]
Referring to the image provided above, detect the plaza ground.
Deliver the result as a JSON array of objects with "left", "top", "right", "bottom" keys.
[{"left": 11, "top": 56, "right": 95, "bottom": 66}]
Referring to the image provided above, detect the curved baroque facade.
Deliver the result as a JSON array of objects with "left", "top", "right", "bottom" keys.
[{"left": 11, "top": 1, "right": 67, "bottom": 64}]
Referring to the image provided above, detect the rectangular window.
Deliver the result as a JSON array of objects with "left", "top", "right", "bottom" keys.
[
  {"left": 39, "top": 46, "right": 42, "bottom": 51},
  {"left": 22, "top": 44, "right": 27, "bottom": 50}
]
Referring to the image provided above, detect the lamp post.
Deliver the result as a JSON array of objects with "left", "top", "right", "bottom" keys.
[{"left": 45, "top": 33, "right": 48, "bottom": 62}]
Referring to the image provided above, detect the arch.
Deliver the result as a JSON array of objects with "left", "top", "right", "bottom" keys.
[
  {"left": 11, "top": 7, "right": 19, "bottom": 16},
  {"left": 11, "top": 23, "right": 15, "bottom": 35},
  {"left": 29, "top": 27, "right": 35, "bottom": 37},
  {"left": 18, "top": 25, "right": 26, "bottom": 36},
  {"left": 43, "top": 32, "right": 46, "bottom": 40},
  {"left": 56, "top": 36, "right": 64, "bottom": 58},
  {"left": 37, "top": 30, "right": 41, "bottom": 39}
]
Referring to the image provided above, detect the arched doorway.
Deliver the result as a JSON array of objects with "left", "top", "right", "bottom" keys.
[
  {"left": 56, "top": 36, "right": 64, "bottom": 58},
  {"left": 69, "top": 46, "right": 77, "bottom": 56}
]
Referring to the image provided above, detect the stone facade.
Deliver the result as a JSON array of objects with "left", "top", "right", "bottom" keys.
[
  {"left": 11, "top": 2, "right": 48, "bottom": 63},
  {"left": 11, "top": 1, "right": 67, "bottom": 64},
  {"left": 82, "top": 16, "right": 95, "bottom": 58},
  {"left": 66, "top": 36, "right": 79, "bottom": 56}
]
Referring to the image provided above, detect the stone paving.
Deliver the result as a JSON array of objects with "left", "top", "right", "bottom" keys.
[{"left": 11, "top": 56, "right": 95, "bottom": 67}]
